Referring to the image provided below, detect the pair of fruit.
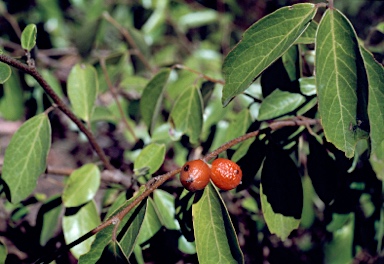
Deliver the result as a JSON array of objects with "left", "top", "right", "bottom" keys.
[{"left": 180, "top": 158, "right": 242, "bottom": 192}]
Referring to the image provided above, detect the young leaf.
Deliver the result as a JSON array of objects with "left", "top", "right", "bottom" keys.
[
  {"left": 361, "top": 47, "right": 384, "bottom": 158},
  {"left": 258, "top": 89, "right": 306, "bottom": 121},
  {"left": 0, "top": 62, "right": 11, "bottom": 84},
  {"left": 169, "top": 85, "right": 204, "bottom": 144},
  {"left": 192, "top": 183, "right": 244, "bottom": 264},
  {"left": 299, "top": 76, "right": 316, "bottom": 96},
  {"left": 0, "top": 71, "right": 24, "bottom": 121},
  {"left": 21, "top": 24, "right": 37, "bottom": 51},
  {"left": 62, "top": 164, "right": 101, "bottom": 208},
  {"left": 222, "top": 3, "right": 317, "bottom": 105},
  {"left": 67, "top": 63, "right": 98, "bottom": 122},
  {"left": 136, "top": 198, "right": 162, "bottom": 245},
  {"left": 79, "top": 187, "right": 146, "bottom": 263},
  {"left": 2, "top": 113, "right": 51, "bottom": 204},
  {"left": 260, "top": 143, "right": 302, "bottom": 240},
  {"left": 140, "top": 69, "right": 171, "bottom": 134},
  {"left": 63, "top": 201, "right": 101, "bottom": 259},
  {"left": 134, "top": 143, "right": 166, "bottom": 176},
  {"left": 153, "top": 189, "right": 179, "bottom": 230},
  {"left": 294, "top": 20, "right": 318, "bottom": 44},
  {"left": 316, "top": 8, "right": 364, "bottom": 158},
  {"left": 282, "top": 45, "right": 300, "bottom": 82}
]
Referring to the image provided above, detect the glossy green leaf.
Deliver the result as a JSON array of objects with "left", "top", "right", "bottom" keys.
[
  {"left": 63, "top": 201, "right": 101, "bottom": 259},
  {"left": 282, "top": 45, "right": 299, "bottom": 82},
  {"left": 134, "top": 143, "right": 165, "bottom": 176},
  {"left": 224, "top": 109, "right": 252, "bottom": 148},
  {"left": 169, "top": 86, "right": 204, "bottom": 144},
  {"left": 192, "top": 183, "right": 244, "bottom": 264},
  {"left": 137, "top": 198, "right": 162, "bottom": 245},
  {"left": 299, "top": 76, "right": 316, "bottom": 96},
  {"left": 79, "top": 187, "right": 146, "bottom": 263},
  {"left": 260, "top": 184, "right": 300, "bottom": 241},
  {"left": 258, "top": 89, "right": 306, "bottom": 120},
  {"left": 117, "top": 198, "right": 147, "bottom": 260},
  {"left": 316, "top": 9, "right": 362, "bottom": 158},
  {"left": 153, "top": 189, "right": 179, "bottom": 230},
  {"left": 40, "top": 195, "right": 62, "bottom": 246},
  {"left": 361, "top": 47, "right": 384, "bottom": 158},
  {"left": 2, "top": 114, "right": 51, "bottom": 204},
  {"left": 21, "top": 24, "right": 37, "bottom": 51},
  {"left": 62, "top": 164, "right": 101, "bottom": 207},
  {"left": 67, "top": 63, "right": 98, "bottom": 122},
  {"left": 0, "top": 62, "right": 11, "bottom": 84},
  {"left": 0, "top": 71, "right": 24, "bottom": 121},
  {"left": 324, "top": 213, "right": 354, "bottom": 264},
  {"left": 140, "top": 69, "right": 171, "bottom": 133},
  {"left": 222, "top": 3, "right": 317, "bottom": 105},
  {"left": 294, "top": 20, "right": 318, "bottom": 44}
]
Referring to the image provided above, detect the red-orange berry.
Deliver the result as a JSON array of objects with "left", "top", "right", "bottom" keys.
[
  {"left": 211, "top": 158, "right": 242, "bottom": 190},
  {"left": 180, "top": 160, "right": 211, "bottom": 192}
]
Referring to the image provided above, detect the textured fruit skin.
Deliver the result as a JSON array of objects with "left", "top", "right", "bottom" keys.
[
  {"left": 211, "top": 158, "right": 242, "bottom": 190},
  {"left": 180, "top": 160, "right": 211, "bottom": 192}
]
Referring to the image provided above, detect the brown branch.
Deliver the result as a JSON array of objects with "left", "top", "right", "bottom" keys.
[
  {"left": 102, "top": 12, "right": 155, "bottom": 74},
  {"left": 38, "top": 116, "right": 320, "bottom": 263},
  {"left": 0, "top": 54, "right": 114, "bottom": 171},
  {"left": 99, "top": 57, "right": 138, "bottom": 141}
]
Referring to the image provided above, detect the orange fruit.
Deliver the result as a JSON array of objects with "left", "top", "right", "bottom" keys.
[
  {"left": 211, "top": 158, "right": 242, "bottom": 190},
  {"left": 180, "top": 160, "right": 211, "bottom": 192}
]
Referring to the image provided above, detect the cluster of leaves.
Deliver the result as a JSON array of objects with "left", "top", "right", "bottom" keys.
[{"left": 0, "top": 0, "right": 383, "bottom": 263}]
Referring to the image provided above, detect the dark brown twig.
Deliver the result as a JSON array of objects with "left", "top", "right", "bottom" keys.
[{"left": 0, "top": 54, "right": 114, "bottom": 171}]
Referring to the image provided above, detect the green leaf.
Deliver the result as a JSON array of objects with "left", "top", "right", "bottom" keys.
[
  {"left": 41, "top": 69, "right": 64, "bottom": 99},
  {"left": 294, "top": 20, "right": 318, "bottom": 44},
  {"left": 79, "top": 187, "right": 146, "bottom": 263},
  {"left": 260, "top": 184, "right": 300, "bottom": 241},
  {"left": 153, "top": 189, "right": 179, "bottom": 230},
  {"left": 140, "top": 69, "right": 171, "bottom": 133},
  {"left": 137, "top": 198, "right": 162, "bottom": 245},
  {"left": 63, "top": 201, "right": 101, "bottom": 259},
  {"left": 224, "top": 109, "right": 252, "bottom": 148},
  {"left": 282, "top": 45, "right": 300, "bottom": 82},
  {"left": 299, "top": 76, "right": 316, "bottom": 96},
  {"left": 222, "top": 3, "right": 317, "bottom": 105},
  {"left": 258, "top": 89, "right": 306, "bottom": 120},
  {"left": 192, "top": 183, "right": 244, "bottom": 264},
  {"left": 134, "top": 143, "right": 165, "bottom": 176},
  {"left": 361, "top": 47, "right": 384, "bottom": 158},
  {"left": 260, "top": 143, "right": 302, "bottom": 240},
  {"left": 169, "top": 85, "right": 204, "bottom": 144},
  {"left": 67, "top": 63, "right": 98, "bottom": 122},
  {"left": 2, "top": 114, "right": 51, "bottom": 204},
  {"left": 315, "top": 8, "right": 362, "bottom": 158},
  {"left": 40, "top": 195, "right": 62, "bottom": 246},
  {"left": 62, "top": 164, "right": 101, "bottom": 207},
  {"left": 324, "top": 213, "right": 354, "bottom": 264},
  {"left": 0, "top": 71, "right": 24, "bottom": 121},
  {"left": 117, "top": 198, "right": 147, "bottom": 260},
  {"left": 0, "top": 62, "right": 11, "bottom": 84},
  {"left": 21, "top": 24, "right": 37, "bottom": 51}
]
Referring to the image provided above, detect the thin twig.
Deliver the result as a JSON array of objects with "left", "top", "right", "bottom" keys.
[
  {"left": 102, "top": 12, "right": 155, "bottom": 73},
  {"left": 99, "top": 57, "right": 138, "bottom": 141},
  {"left": 173, "top": 64, "right": 225, "bottom": 85},
  {"left": 0, "top": 54, "right": 114, "bottom": 171}
]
